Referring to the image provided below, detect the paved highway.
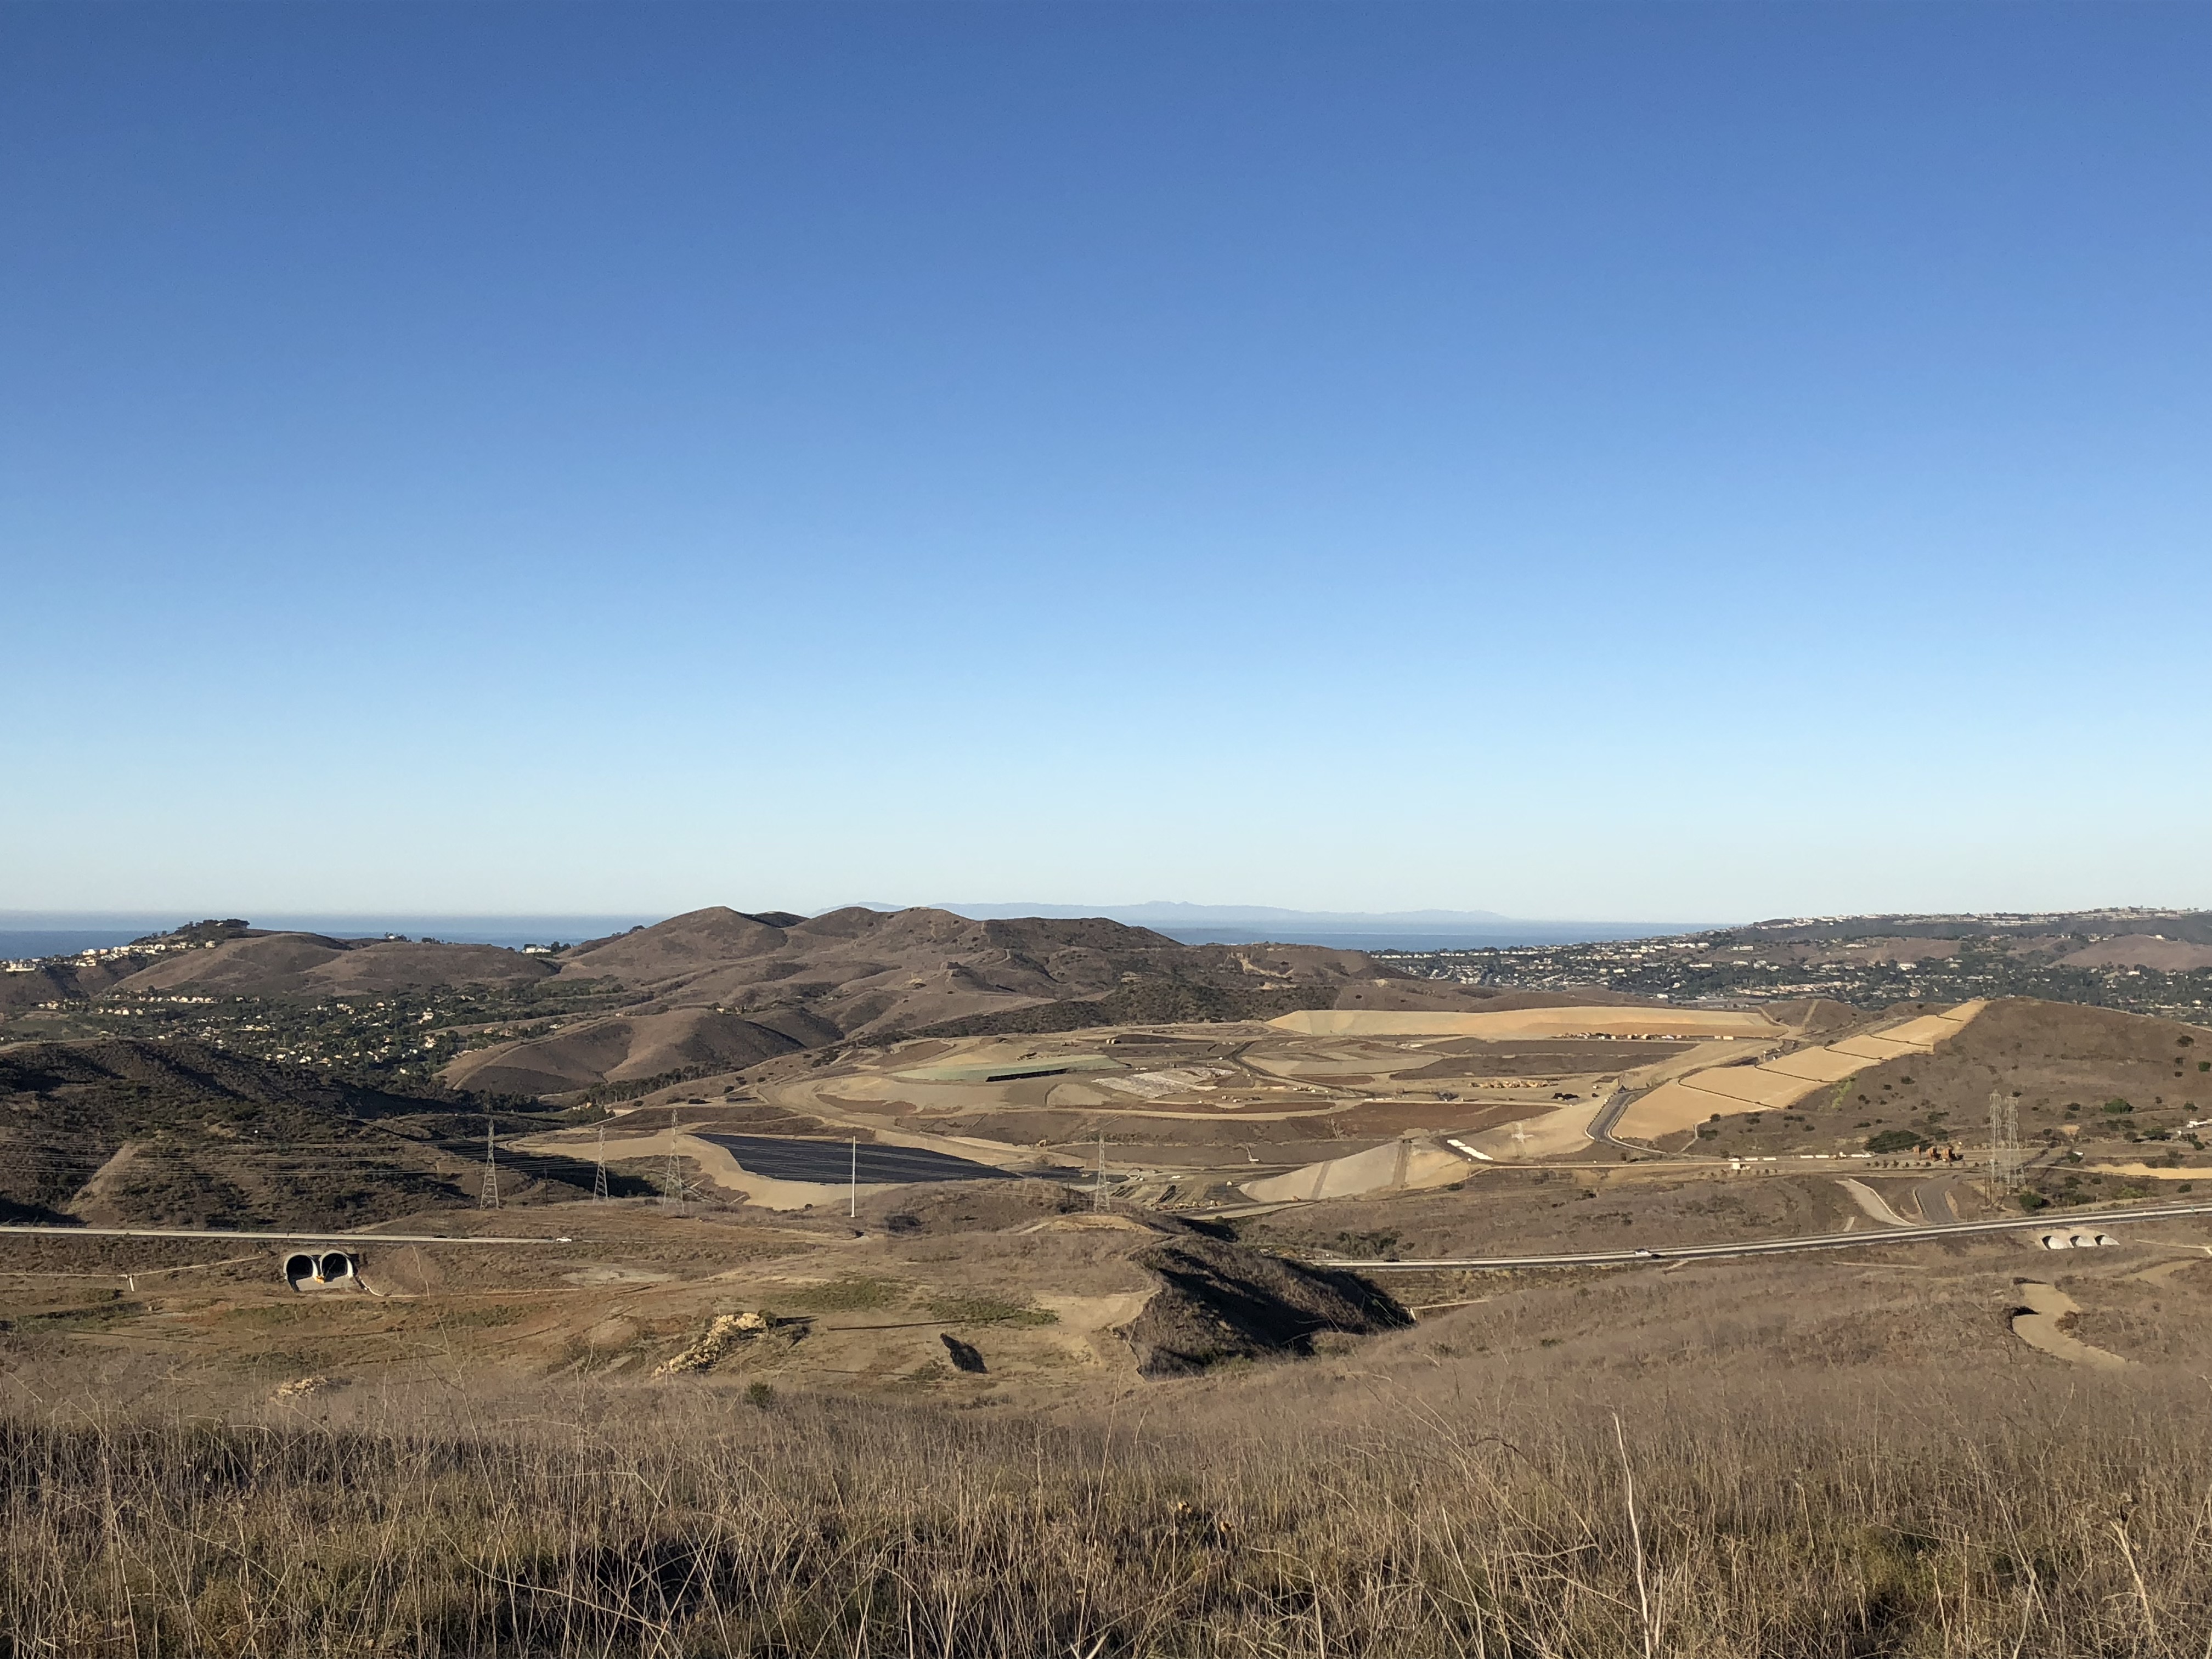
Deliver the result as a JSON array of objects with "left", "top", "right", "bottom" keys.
[
  {"left": 1314, "top": 1199, "right": 2212, "bottom": 1271},
  {"left": 694, "top": 1133, "right": 1007, "bottom": 1184},
  {"left": 0, "top": 1224, "right": 571, "bottom": 1245}
]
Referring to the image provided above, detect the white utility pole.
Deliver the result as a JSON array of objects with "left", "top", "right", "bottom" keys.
[{"left": 849, "top": 1137, "right": 858, "bottom": 1218}]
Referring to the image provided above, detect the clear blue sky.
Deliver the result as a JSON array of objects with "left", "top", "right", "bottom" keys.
[{"left": 3, "top": 2, "right": 2205, "bottom": 922}]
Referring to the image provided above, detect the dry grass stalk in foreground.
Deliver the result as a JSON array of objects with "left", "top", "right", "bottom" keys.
[{"left": 3, "top": 1368, "right": 2208, "bottom": 1657}]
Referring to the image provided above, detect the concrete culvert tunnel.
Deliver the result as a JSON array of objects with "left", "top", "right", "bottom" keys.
[
  {"left": 284, "top": 1250, "right": 359, "bottom": 1289},
  {"left": 2038, "top": 1230, "right": 2119, "bottom": 1250}
]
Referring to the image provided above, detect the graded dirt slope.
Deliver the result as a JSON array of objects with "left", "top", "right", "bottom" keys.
[
  {"left": 1241, "top": 1137, "right": 1473, "bottom": 1203},
  {"left": 1613, "top": 1001, "right": 1985, "bottom": 1138},
  {"left": 1269, "top": 1007, "right": 1782, "bottom": 1040}
]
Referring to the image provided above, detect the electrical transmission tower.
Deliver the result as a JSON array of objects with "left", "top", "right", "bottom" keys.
[
  {"left": 1988, "top": 1093, "right": 2021, "bottom": 1186},
  {"left": 1093, "top": 1128, "right": 1106, "bottom": 1212},
  {"left": 662, "top": 1107, "right": 685, "bottom": 1215},
  {"left": 480, "top": 1115, "right": 501, "bottom": 1210},
  {"left": 592, "top": 1125, "right": 609, "bottom": 1203}
]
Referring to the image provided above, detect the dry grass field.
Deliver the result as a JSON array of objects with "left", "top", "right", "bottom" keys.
[
  {"left": 9, "top": 991, "right": 2212, "bottom": 1654},
  {"left": 5, "top": 1346, "right": 2209, "bottom": 1656},
  {"left": 9, "top": 1183, "right": 2212, "bottom": 1655}
]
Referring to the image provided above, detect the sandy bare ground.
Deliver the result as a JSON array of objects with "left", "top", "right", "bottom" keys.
[
  {"left": 1615, "top": 1001, "right": 1987, "bottom": 1139},
  {"left": 2010, "top": 1281, "right": 2131, "bottom": 1370},
  {"left": 1618, "top": 1037, "right": 1786, "bottom": 1090},
  {"left": 1268, "top": 1008, "right": 1782, "bottom": 1040},
  {"left": 2083, "top": 1162, "right": 2212, "bottom": 1180},
  {"left": 1239, "top": 1079, "right": 1631, "bottom": 1202},
  {"left": 1451, "top": 1089, "right": 1617, "bottom": 1161},
  {"left": 1240, "top": 1138, "right": 1472, "bottom": 1203}
]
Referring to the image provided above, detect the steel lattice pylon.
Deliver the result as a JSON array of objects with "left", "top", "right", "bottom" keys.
[
  {"left": 1988, "top": 1093, "right": 2021, "bottom": 1186},
  {"left": 480, "top": 1115, "right": 501, "bottom": 1210}
]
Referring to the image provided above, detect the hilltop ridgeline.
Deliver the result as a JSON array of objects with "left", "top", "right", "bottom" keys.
[
  {"left": 447, "top": 905, "right": 1532, "bottom": 1095},
  {"left": 0, "top": 1039, "right": 589, "bottom": 1228},
  {"left": 5, "top": 907, "right": 1551, "bottom": 1097}
]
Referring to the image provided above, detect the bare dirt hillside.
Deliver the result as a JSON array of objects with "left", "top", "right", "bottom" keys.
[
  {"left": 436, "top": 908, "right": 1499, "bottom": 1094},
  {"left": 16, "top": 909, "right": 1564, "bottom": 1101},
  {"left": 443, "top": 1007, "right": 816, "bottom": 1096},
  {"left": 110, "top": 933, "right": 557, "bottom": 997},
  {"left": 551, "top": 906, "right": 1189, "bottom": 1020},
  {"left": 0, "top": 1039, "right": 586, "bottom": 1227},
  {"left": 0, "top": 956, "right": 144, "bottom": 1014},
  {"left": 2058, "top": 934, "right": 2212, "bottom": 970}
]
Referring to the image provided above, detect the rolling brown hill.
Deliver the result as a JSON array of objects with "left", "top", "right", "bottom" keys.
[
  {"left": 441, "top": 1007, "right": 827, "bottom": 1097},
  {"left": 14, "top": 908, "right": 1556, "bottom": 1099},
  {"left": 0, "top": 1039, "right": 588, "bottom": 1228},
  {"left": 438, "top": 906, "right": 1513, "bottom": 1095},
  {"left": 110, "top": 933, "right": 557, "bottom": 997},
  {"left": 550, "top": 906, "right": 1443, "bottom": 1025},
  {"left": 2057, "top": 934, "right": 2212, "bottom": 971},
  {"left": 550, "top": 905, "right": 1190, "bottom": 1014},
  {"left": 0, "top": 956, "right": 143, "bottom": 1014}
]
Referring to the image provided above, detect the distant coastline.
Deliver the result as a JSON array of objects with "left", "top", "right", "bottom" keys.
[
  {"left": 0, "top": 915, "right": 663, "bottom": 958},
  {"left": 0, "top": 906, "right": 1709, "bottom": 961}
]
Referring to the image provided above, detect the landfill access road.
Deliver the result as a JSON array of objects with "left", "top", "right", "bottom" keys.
[{"left": 1315, "top": 1199, "right": 2212, "bottom": 1272}]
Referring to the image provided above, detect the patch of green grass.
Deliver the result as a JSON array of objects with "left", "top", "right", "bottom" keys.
[
  {"left": 774, "top": 1276, "right": 907, "bottom": 1314},
  {"left": 3, "top": 1299, "right": 147, "bottom": 1334},
  {"left": 925, "top": 1294, "right": 1058, "bottom": 1328}
]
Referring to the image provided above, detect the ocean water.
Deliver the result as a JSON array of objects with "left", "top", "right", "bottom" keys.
[
  {"left": 1, "top": 916, "right": 1698, "bottom": 963},
  {"left": 0, "top": 916, "right": 663, "bottom": 960}
]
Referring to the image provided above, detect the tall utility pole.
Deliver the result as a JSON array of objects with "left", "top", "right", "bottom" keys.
[
  {"left": 591, "top": 1125, "right": 609, "bottom": 1203},
  {"left": 1988, "top": 1092, "right": 2020, "bottom": 1186},
  {"left": 1093, "top": 1129, "right": 1106, "bottom": 1211},
  {"left": 480, "top": 1115, "right": 501, "bottom": 1210},
  {"left": 663, "top": 1107, "right": 684, "bottom": 1215},
  {"left": 849, "top": 1137, "right": 858, "bottom": 1218}
]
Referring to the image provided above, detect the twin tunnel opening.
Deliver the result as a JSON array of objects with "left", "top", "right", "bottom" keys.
[{"left": 284, "top": 1250, "right": 357, "bottom": 1290}]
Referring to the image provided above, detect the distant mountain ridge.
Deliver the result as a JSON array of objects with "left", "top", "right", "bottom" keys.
[
  {"left": 924, "top": 902, "right": 1718, "bottom": 945},
  {"left": 933, "top": 902, "right": 1517, "bottom": 925},
  {"left": 933, "top": 902, "right": 1522, "bottom": 929},
  {"left": 16, "top": 904, "right": 2206, "bottom": 1102}
]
